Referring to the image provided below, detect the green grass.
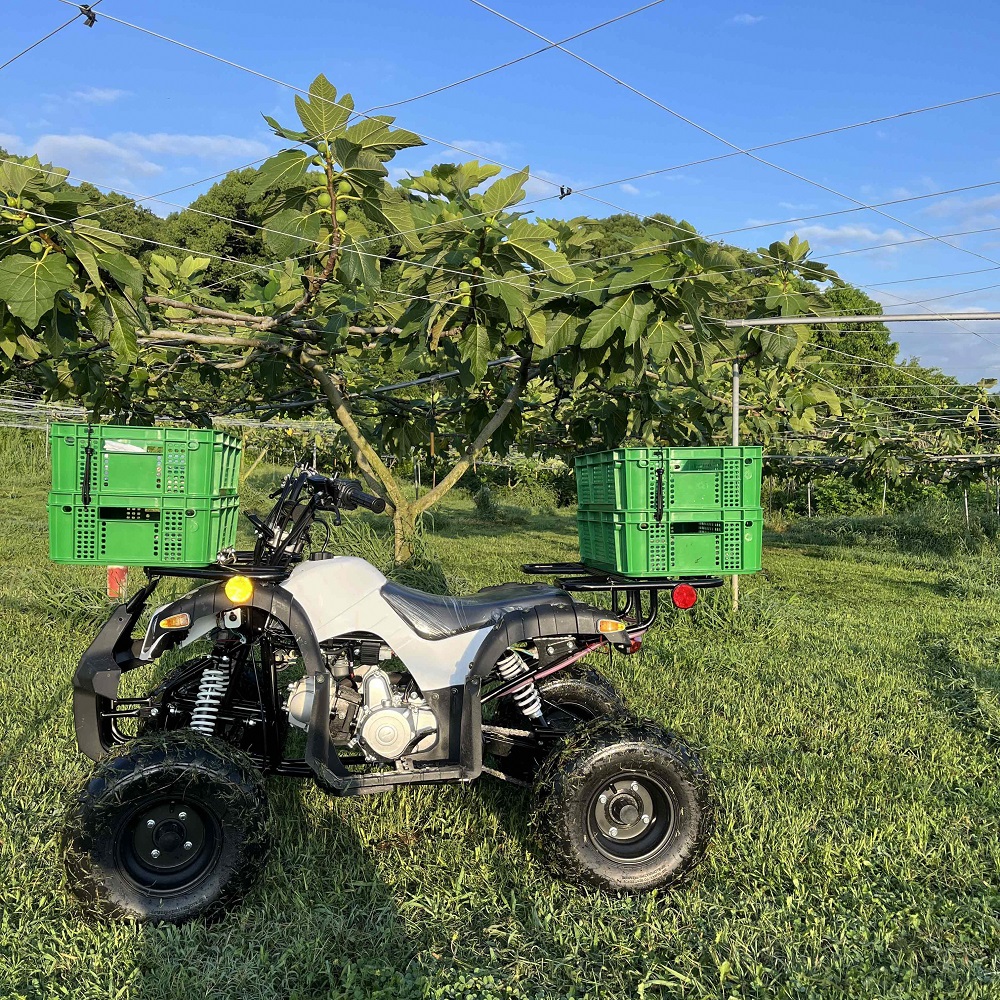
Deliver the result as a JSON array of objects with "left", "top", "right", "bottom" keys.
[{"left": 2, "top": 431, "right": 1000, "bottom": 998}]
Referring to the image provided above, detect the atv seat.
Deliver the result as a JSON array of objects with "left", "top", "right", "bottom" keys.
[{"left": 380, "top": 580, "right": 573, "bottom": 640}]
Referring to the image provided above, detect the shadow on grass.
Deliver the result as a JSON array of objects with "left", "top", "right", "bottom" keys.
[
  {"left": 132, "top": 776, "right": 422, "bottom": 999},
  {"left": 921, "top": 631, "right": 1000, "bottom": 747}
]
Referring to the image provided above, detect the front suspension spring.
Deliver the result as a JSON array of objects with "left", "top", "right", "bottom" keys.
[{"left": 190, "top": 659, "right": 230, "bottom": 735}]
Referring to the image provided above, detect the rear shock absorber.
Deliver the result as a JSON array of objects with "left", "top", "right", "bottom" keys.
[
  {"left": 495, "top": 650, "right": 544, "bottom": 720},
  {"left": 190, "top": 657, "right": 230, "bottom": 735}
]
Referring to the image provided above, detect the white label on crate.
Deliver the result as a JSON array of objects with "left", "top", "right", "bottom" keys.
[{"left": 103, "top": 440, "right": 148, "bottom": 454}]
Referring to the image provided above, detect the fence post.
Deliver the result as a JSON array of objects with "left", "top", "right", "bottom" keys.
[
  {"left": 964, "top": 487, "right": 970, "bottom": 529},
  {"left": 882, "top": 478, "right": 887, "bottom": 516},
  {"left": 107, "top": 566, "right": 128, "bottom": 600},
  {"left": 731, "top": 362, "right": 740, "bottom": 613},
  {"left": 807, "top": 480, "right": 812, "bottom": 518}
]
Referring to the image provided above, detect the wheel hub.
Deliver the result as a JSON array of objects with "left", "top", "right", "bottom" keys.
[
  {"left": 128, "top": 801, "right": 208, "bottom": 876},
  {"left": 594, "top": 781, "right": 653, "bottom": 842},
  {"left": 588, "top": 773, "right": 676, "bottom": 863}
]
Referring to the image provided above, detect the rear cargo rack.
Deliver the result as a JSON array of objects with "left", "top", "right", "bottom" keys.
[{"left": 521, "top": 563, "right": 723, "bottom": 630}]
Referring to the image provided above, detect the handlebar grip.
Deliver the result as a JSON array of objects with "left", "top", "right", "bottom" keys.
[{"left": 344, "top": 484, "right": 387, "bottom": 513}]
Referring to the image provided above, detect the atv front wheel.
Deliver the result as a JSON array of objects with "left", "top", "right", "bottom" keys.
[
  {"left": 64, "top": 731, "right": 269, "bottom": 923},
  {"left": 490, "top": 667, "right": 627, "bottom": 780},
  {"left": 531, "top": 718, "right": 713, "bottom": 893}
]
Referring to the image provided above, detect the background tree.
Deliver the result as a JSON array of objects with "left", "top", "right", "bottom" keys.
[{"left": 10, "top": 76, "right": 987, "bottom": 556}]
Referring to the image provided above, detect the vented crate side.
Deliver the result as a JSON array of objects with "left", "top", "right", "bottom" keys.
[
  {"left": 50, "top": 423, "right": 241, "bottom": 499},
  {"left": 577, "top": 507, "right": 763, "bottom": 577},
  {"left": 575, "top": 446, "right": 762, "bottom": 511},
  {"left": 48, "top": 492, "right": 240, "bottom": 567}
]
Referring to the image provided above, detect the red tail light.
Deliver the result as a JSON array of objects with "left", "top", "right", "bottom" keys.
[
  {"left": 628, "top": 636, "right": 643, "bottom": 654},
  {"left": 671, "top": 584, "right": 698, "bottom": 610}
]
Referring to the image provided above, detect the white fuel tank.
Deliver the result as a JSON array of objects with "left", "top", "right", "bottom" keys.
[{"left": 283, "top": 557, "right": 493, "bottom": 689}]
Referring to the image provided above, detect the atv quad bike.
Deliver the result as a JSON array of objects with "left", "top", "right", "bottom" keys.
[{"left": 65, "top": 468, "right": 718, "bottom": 923}]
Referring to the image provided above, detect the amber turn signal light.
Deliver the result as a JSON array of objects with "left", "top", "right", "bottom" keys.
[
  {"left": 598, "top": 619, "right": 626, "bottom": 633},
  {"left": 159, "top": 613, "right": 191, "bottom": 630}
]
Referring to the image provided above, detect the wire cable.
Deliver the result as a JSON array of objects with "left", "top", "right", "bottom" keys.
[
  {"left": 357, "top": 1, "right": 667, "bottom": 115},
  {"left": 0, "top": 1, "right": 103, "bottom": 73},
  {"left": 467, "top": 0, "right": 1000, "bottom": 276}
]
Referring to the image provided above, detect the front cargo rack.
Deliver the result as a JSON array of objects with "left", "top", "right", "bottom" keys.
[{"left": 521, "top": 562, "right": 723, "bottom": 630}]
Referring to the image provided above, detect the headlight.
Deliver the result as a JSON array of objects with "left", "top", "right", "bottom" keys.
[{"left": 224, "top": 575, "right": 254, "bottom": 604}]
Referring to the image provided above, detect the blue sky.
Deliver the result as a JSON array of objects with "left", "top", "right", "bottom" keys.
[{"left": 3, "top": 0, "right": 1000, "bottom": 379}]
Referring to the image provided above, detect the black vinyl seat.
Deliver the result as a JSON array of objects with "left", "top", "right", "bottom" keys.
[{"left": 380, "top": 580, "right": 573, "bottom": 640}]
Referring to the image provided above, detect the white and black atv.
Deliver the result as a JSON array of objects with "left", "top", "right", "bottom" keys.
[{"left": 65, "top": 468, "right": 718, "bottom": 923}]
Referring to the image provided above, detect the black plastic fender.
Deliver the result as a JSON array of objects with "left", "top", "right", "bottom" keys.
[
  {"left": 73, "top": 581, "right": 327, "bottom": 761},
  {"left": 469, "top": 601, "right": 629, "bottom": 678}
]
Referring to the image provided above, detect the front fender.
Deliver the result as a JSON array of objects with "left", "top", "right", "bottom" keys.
[{"left": 73, "top": 579, "right": 328, "bottom": 761}]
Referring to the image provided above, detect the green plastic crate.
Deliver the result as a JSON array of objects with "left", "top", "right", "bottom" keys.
[
  {"left": 48, "top": 492, "right": 240, "bottom": 567},
  {"left": 575, "top": 446, "right": 762, "bottom": 512},
  {"left": 577, "top": 507, "right": 763, "bottom": 577},
  {"left": 50, "top": 423, "right": 241, "bottom": 499}
]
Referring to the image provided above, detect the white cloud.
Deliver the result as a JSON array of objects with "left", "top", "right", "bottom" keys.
[
  {"left": 31, "top": 134, "right": 162, "bottom": 191},
  {"left": 779, "top": 201, "right": 817, "bottom": 212},
  {"left": 923, "top": 193, "right": 1000, "bottom": 225},
  {"left": 620, "top": 183, "right": 640, "bottom": 196},
  {"left": 112, "top": 132, "right": 270, "bottom": 161},
  {"left": 791, "top": 223, "right": 907, "bottom": 249},
  {"left": 450, "top": 138, "right": 514, "bottom": 160},
  {"left": 21, "top": 131, "right": 272, "bottom": 193},
  {"left": 72, "top": 87, "right": 128, "bottom": 104},
  {"left": 0, "top": 133, "right": 22, "bottom": 152},
  {"left": 727, "top": 13, "right": 763, "bottom": 25}
]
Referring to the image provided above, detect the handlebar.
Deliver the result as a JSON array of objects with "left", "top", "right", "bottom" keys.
[
  {"left": 339, "top": 482, "right": 387, "bottom": 514},
  {"left": 249, "top": 469, "right": 388, "bottom": 566}
]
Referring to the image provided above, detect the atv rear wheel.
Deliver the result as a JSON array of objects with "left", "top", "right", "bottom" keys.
[
  {"left": 531, "top": 718, "right": 713, "bottom": 893},
  {"left": 490, "top": 668, "right": 628, "bottom": 780},
  {"left": 64, "top": 731, "right": 269, "bottom": 924}
]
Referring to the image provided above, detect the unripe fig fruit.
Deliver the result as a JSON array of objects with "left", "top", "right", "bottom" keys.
[
  {"left": 22, "top": 217, "right": 35, "bottom": 232},
  {"left": 336, "top": 209, "right": 348, "bottom": 225},
  {"left": 337, "top": 180, "right": 351, "bottom": 195},
  {"left": 312, "top": 155, "right": 324, "bottom": 166},
  {"left": 29, "top": 241, "right": 43, "bottom": 254},
  {"left": 317, "top": 141, "right": 328, "bottom": 153},
  {"left": 21, "top": 198, "right": 32, "bottom": 210},
  {"left": 458, "top": 280, "right": 471, "bottom": 292},
  {"left": 461, "top": 295, "right": 471, "bottom": 307},
  {"left": 470, "top": 256, "right": 482, "bottom": 268},
  {"left": 317, "top": 192, "right": 332, "bottom": 208}
]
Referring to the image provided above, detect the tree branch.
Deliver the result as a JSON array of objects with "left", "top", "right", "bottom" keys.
[
  {"left": 277, "top": 344, "right": 405, "bottom": 512},
  {"left": 141, "top": 331, "right": 272, "bottom": 349},
  {"left": 413, "top": 355, "right": 532, "bottom": 515}
]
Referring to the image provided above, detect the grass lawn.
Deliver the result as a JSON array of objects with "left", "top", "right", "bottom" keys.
[{"left": 2, "top": 431, "right": 1000, "bottom": 999}]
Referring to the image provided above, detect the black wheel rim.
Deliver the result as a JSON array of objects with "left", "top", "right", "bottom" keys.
[
  {"left": 116, "top": 797, "right": 221, "bottom": 895},
  {"left": 586, "top": 772, "right": 676, "bottom": 864},
  {"left": 540, "top": 696, "right": 597, "bottom": 734}
]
